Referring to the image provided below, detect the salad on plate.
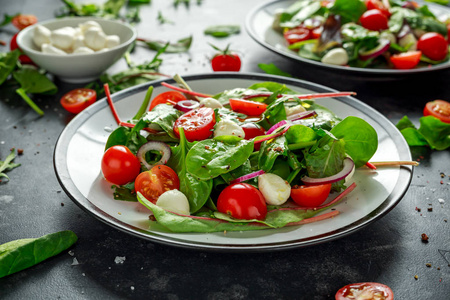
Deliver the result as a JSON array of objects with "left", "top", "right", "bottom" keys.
[
  {"left": 100, "top": 75, "right": 380, "bottom": 233},
  {"left": 272, "top": 0, "right": 450, "bottom": 69}
]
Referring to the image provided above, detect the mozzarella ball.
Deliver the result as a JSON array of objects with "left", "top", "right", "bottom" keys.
[
  {"left": 73, "top": 46, "right": 95, "bottom": 54},
  {"left": 79, "top": 21, "right": 102, "bottom": 34},
  {"left": 84, "top": 27, "right": 107, "bottom": 51},
  {"left": 200, "top": 97, "right": 223, "bottom": 109},
  {"left": 258, "top": 173, "right": 291, "bottom": 205},
  {"left": 321, "top": 48, "right": 349, "bottom": 66},
  {"left": 156, "top": 190, "right": 190, "bottom": 215},
  {"left": 214, "top": 119, "right": 245, "bottom": 138},
  {"left": 41, "top": 43, "right": 67, "bottom": 55},
  {"left": 50, "top": 26, "right": 76, "bottom": 50},
  {"left": 33, "top": 25, "right": 51, "bottom": 48},
  {"left": 72, "top": 36, "right": 85, "bottom": 50},
  {"left": 398, "top": 33, "right": 417, "bottom": 51},
  {"left": 285, "top": 104, "right": 306, "bottom": 117},
  {"left": 106, "top": 35, "right": 120, "bottom": 48}
]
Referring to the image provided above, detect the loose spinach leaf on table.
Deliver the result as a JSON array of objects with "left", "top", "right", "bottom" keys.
[
  {"left": 0, "top": 13, "right": 19, "bottom": 27},
  {"left": 204, "top": 25, "right": 240, "bottom": 37},
  {"left": 258, "top": 63, "right": 293, "bottom": 78},
  {"left": 138, "top": 36, "right": 193, "bottom": 53},
  {"left": 0, "top": 50, "right": 20, "bottom": 85},
  {"left": 0, "top": 231, "right": 78, "bottom": 278},
  {"left": 0, "top": 148, "right": 21, "bottom": 182}
]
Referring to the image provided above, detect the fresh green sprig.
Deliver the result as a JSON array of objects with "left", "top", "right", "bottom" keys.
[{"left": 0, "top": 148, "right": 21, "bottom": 182}]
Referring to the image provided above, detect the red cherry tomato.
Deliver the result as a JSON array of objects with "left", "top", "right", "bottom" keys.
[
  {"left": 389, "top": 51, "right": 422, "bottom": 69},
  {"left": 311, "top": 27, "right": 323, "bottom": 39},
  {"left": 101, "top": 145, "right": 141, "bottom": 185},
  {"left": 135, "top": 165, "right": 180, "bottom": 203},
  {"left": 283, "top": 26, "right": 312, "bottom": 44},
  {"left": 211, "top": 53, "right": 241, "bottom": 71},
  {"left": 11, "top": 14, "right": 37, "bottom": 30},
  {"left": 149, "top": 91, "right": 186, "bottom": 111},
  {"left": 423, "top": 99, "right": 450, "bottom": 123},
  {"left": 359, "top": 9, "right": 389, "bottom": 31},
  {"left": 60, "top": 88, "right": 97, "bottom": 114},
  {"left": 173, "top": 107, "right": 216, "bottom": 142},
  {"left": 417, "top": 32, "right": 448, "bottom": 61},
  {"left": 217, "top": 183, "right": 267, "bottom": 220},
  {"left": 290, "top": 183, "right": 332, "bottom": 207},
  {"left": 229, "top": 99, "right": 268, "bottom": 116},
  {"left": 241, "top": 122, "right": 266, "bottom": 150},
  {"left": 335, "top": 282, "right": 394, "bottom": 300},
  {"left": 10, "top": 33, "right": 33, "bottom": 64},
  {"left": 447, "top": 23, "right": 450, "bottom": 43},
  {"left": 365, "top": 0, "right": 391, "bottom": 17}
]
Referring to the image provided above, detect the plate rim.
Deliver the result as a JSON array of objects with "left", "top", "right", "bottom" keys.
[
  {"left": 53, "top": 72, "right": 414, "bottom": 252},
  {"left": 245, "top": 0, "right": 450, "bottom": 75}
]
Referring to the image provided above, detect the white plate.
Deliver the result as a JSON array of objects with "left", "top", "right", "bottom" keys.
[
  {"left": 245, "top": 0, "right": 450, "bottom": 75},
  {"left": 54, "top": 73, "right": 413, "bottom": 252}
]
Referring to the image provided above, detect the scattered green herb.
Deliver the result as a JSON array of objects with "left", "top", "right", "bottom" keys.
[
  {"left": 157, "top": 11, "right": 174, "bottom": 24},
  {"left": 137, "top": 36, "right": 193, "bottom": 53},
  {"left": 258, "top": 63, "right": 293, "bottom": 77},
  {"left": 0, "top": 148, "right": 21, "bottom": 182},
  {"left": 0, "top": 13, "right": 19, "bottom": 27},
  {"left": 204, "top": 25, "right": 240, "bottom": 37},
  {"left": 425, "top": 0, "right": 449, "bottom": 5}
]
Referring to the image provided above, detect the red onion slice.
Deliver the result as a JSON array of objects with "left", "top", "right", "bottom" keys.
[
  {"left": 174, "top": 100, "right": 200, "bottom": 112},
  {"left": 287, "top": 110, "right": 317, "bottom": 122},
  {"left": 254, "top": 125, "right": 290, "bottom": 144},
  {"left": 137, "top": 141, "right": 171, "bottom": 170},
  {"left": 359, "top": 39, "right": 390, "bottom": 61},
  {"left": 301, "top": 157, "right": 355, "bottom": 185},
  {"left": 266, "top": 120, "right": 287, "bottom": 135},
  {"left": 230, "top": 170, "right": 265, "bottom": 185}
]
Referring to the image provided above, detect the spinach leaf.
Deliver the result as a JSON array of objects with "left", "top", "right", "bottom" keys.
[
  {"left": 0, "top": 231, "right": 78, "bottom": 278},
  {"left": 141, "top": 104, "right": 182, "bottom": 139},
  {"left": 105, "top": 126, "right": 132, "bottom": 150},
  {"left": 204, "top": 25, "right": 240, "bottom": 37},
  {"left": 0, "top": 148, "right": 21, "bottom": 182},
  {"left": 138, "top": 36, "right": 192, "bottom": 53},
  {"left": 397, "top": 116, "right": 450, "bottom": 150},
  {"left": 185, "top": 136, "right": 254, "bottom": 180},
  {"left": 258, "top": 136, "right": 288, "bottom": 172},
  {"left": 329, "top": 0, "right": 366, "bottom": 24},
  {"left": 258, "top": 63, "right": 293, "bottom": 77},
  {"left": 295, "top": 103, "right": 341, "bottom": 130},
  {"left": 285, "top": 124, "right": 318, "bottom": 144},
  {"left": 0, "top": 49, "right": 20, "bottom": 85},
  {"left": 0, "top": 13, "right": 19, "bottom": 27}
]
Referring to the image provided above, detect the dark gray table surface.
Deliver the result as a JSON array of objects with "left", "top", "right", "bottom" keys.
[{"left": 1, "top": 0, "right": 449, "bottom": 299}]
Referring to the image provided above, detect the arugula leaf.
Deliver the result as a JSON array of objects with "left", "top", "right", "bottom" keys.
[
  {"left": 204, "top": 25, "right": 240, "bottom": 37},
  {"left": 0, "top": 231, "right": 78, "bottom": 278},
  {"left": 0, "top": 50, "right": 20, "bottom": 85},
  {"left": 0, "top": 148, "right": 21, "bottom": 182}
]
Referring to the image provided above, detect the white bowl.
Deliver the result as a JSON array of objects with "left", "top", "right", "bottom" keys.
[{"left": 17, "top": 17, "right": 137, "bottom": 83}]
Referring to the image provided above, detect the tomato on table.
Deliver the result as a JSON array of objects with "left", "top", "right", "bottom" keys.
[
  {"left": 229, "top": 99, "right": 268, "bottom": 116},
  {"left": 173, "top": 107, "right": 216, "bottom": 142},
  {"left": 12, "top": 14, "right": 37, "bottom": 30},
  {"left": 423, "top": 100, "right": 450, "bottom": 123},
  {"left": 10, "top": 33, "right": 33, "bottom": 64},
  {"left": 335, "top": 282, "right": 394, "bottom": 300},
  {"left": 149, "top": 91, "right": 186, "bottom": 111},
  {"left": 101, "top": 145, "right": 141, "bottom": 186},
  {"left": 217, "top": 183, "right": 267, "bottom": 220},
  {"left": 359, "top": 9, "right": 389, "bottom": 31},
  {"left": 389, "top": 51, "right": 422, "bottom": 69},
  {"left": 365, "top": 0, "right": 391, "bottom": 17},
  {"left": 283, "top": 26, "right": 311, "bottom": 44},
  {"left": 417, "top": 32, "right": 448, "bottom": 61},
  {"left": 135, "top": 165, "right": 180, "bottom": 203},
  {"left": 210, "top": 43, "right": 241, "bottom": 72},
  {"left": 290, "top": 183, "right": 332, "bottom": 207},
  {"left": 60, "top": 88, "right": 97, "bottom": 114}
]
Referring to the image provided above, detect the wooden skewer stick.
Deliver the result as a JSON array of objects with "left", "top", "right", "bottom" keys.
[{"left": 368, "top": 161, "right": 420, "bottom": 167}]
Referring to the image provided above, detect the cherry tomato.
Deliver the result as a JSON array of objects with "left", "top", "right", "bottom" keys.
[
  {"left": 135, "top": 165, "right": 180, "bottom": 204},
  {"left": 290, "top": 183, "right": 332, "bottom": 207},
  {"left": 217, "top": 183, "right": 267, "bottom": 220},
  {"left": 417, "top": 32, "right": 448, "bottom": 61},
  {"left": 311, "top": 27, "right": 323, "bottom": 39},
  {"left": 359, "top": 9, "right": 389, "bottom": 31},
  {"left": 389, "top": 51, "right": 422, "bottom": 69},
  {"left": 101, "top": 145, "right": 141, "bottom": 185},
  {"left": 149, "top": 91, "right": 186, "bottom": 111},
  {"left": 229, "top": 99, "right": 268, "bottom": 116},
  {"left": 173, "top": 107, "right": 216, "bottom": 142},
  {"left": 12, "top": 14, "right": 37, "bottom": 30},
  {"left": 365, "top": 0, "right": 391, "bottom": 17},
  {"left": 423, "top": 99, "right": 450, "bottom": 123},
  {"left": 60, "top": 88, "right": 97, "bottom": 114},
  {"left": 211, "top": 53, "right": 241, "bottom": 71},
  {"left": 283, "top": 26, "right": 312, "bottom": 44},
  {"left": 335, "top": 282, "right": 394, "bottom": 300},
  {"left": 241, "top": 122, "right": 266, "bottom": 151},
  {"left": 10, "top": 33, "right": 33, "bottom": 64},
  {"left": 447, "top": 23, "right": 450, "bottom": 44}
]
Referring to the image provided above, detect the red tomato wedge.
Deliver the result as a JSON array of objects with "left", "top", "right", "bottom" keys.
[
  {"left": 423, "top": 99, "right": 450, "bottom": 123},
  {"left": 390, "top": 51, "right": 422, "bottom": 69},
  {"left": 365, "top": 0, "right": 391, "bottom": 17},
  {"left": 149, "top": 91, "right": 186, "bottom": 111},
  {"left": 101, "top": 145, "right": 141, "bottom": 186},
  {"left": 173, "top": 107, "right": 216, "bottom": 142},
  {"left": 12, "top": 14, "right": 37, "bottom": 30},
  {"left": 290, "top": 183, "right": 332, "bottom": 207},
  {"left": 229, "top": 99, "right": 268, "bottom": 116},
  {"left": 217, "top": 183, "right": 267, "bottom": 220},
  {"left": 60, "top": 88, "right": 97, "bottom": 114},
  {"left": 135, "top": 165, "right": 180, "bottom": 204},
  {"left": 335, "top": 282, "right": 394, "bottom": 300}
]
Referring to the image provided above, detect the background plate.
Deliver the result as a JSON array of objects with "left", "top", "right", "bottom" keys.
[{"left": 54, "top": 73, "right": 413, "bottom": 252}]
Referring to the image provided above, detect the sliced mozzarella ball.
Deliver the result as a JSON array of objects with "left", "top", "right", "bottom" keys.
[
  {"left": 32, "top": 25, "right": 51, "bottom": 48},
  {"left": 50, "top": 26, "right": 76, "bottom": 50},
  {"left": 258, "top": 173, "right": 291, "bottom": 206},
  {"left": 73, "top": 46, "right": 95, "bottom": 54},
  {"left": 106, "top": 35, "right": 120, "bottom": 48},
  {"left": 84, "top": 27, "right": 107, "bottom": 51},
  {"left": 321, "top": 48, "right": 349, "bottom": 66},
  {"left": 79, "top": 21, "right": 102, "bottom": 34},
  {"left": 214, "top": 119, "right": 245, "bottom": 138},
  {"left": 41, "top": 43, "right": 67, "bottom": 55},
  {"left": 156, "top": 190, "right": 190, "bottom": 215},
  {"left": 398, "top": 33, "right": 417, "bottom": 51},
  {"left": 200, "top": 97, "right": 223, "bottom": 109},
  {"left": 72, "top": 36, "right": 85, "bottom": 50},
  {"left": 285, "top": 104, "right": 306, "bottom": 117}
]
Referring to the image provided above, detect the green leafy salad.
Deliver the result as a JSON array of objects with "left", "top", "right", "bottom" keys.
[
  {"left": 273, "top": 0, "right": 450, "bottom": 69},
  {"left": 101, "top": 76, "right": 379, "bottom": 233}
]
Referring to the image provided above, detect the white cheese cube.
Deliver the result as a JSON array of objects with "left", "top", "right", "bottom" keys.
[{"left": 33, "top": 25, "right": 51, "bottom": 48}]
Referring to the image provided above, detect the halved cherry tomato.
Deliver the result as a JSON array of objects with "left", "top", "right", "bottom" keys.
[
  {"left": 135, "top": 165, "right": 180, "bottom": 203},
  {"left": 417, "top": 32, "right": 448, "bottom": 61},
  {"left": 10, "top": 33, "right": 33, "bottom": 64},
  {"left": 365, "top": 0, "right": 391, "bottom": 18},
  {"left": 12, "top": 14, "right": 37, "bottom": 30},
  {"left": 217, "top": 183, "right": 267, "bottom": 220},
  {"left": 283, "top": 26, "right": 311, "bottom": 44},
  {"left": 423, "top": 100, "right": 450, "bottom": 123},
  {"left": 447, "top": 23, "right": 450, "bottom": 44},
  {"left": 311, "top": 27, "right": 323, "bottom": 39},
  {"left": 149, "top": 91, "right": 186, "bottom": 111},
  {"left": 241, "top": 122, "right": 265, "bottom": 151},
  {"left": 335, "top": 282, "right": 394, "bottom": 300},
  {"left": 101, "top": 145, "right": 141, "bottom": 185},
  {"left": 290, "top": 183, "right": 332, "bottom": 207},
  {"left": 60, "top": 88, "right": 97, "bottom": 114},
  {"left": 389, "top": 51, "right": 422, "bottom": 69},
  {"left": 359, "top": 9, "right": 389, "bottom": 31},
  {"left": 173, "top": 107, "right": 216, "bottom": 142},
  {"left": 229, "top": 99, "right": 268, "bottom": 116},
  {"left": 211, "top": 53, "right": 241, "bottom": 71}
]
